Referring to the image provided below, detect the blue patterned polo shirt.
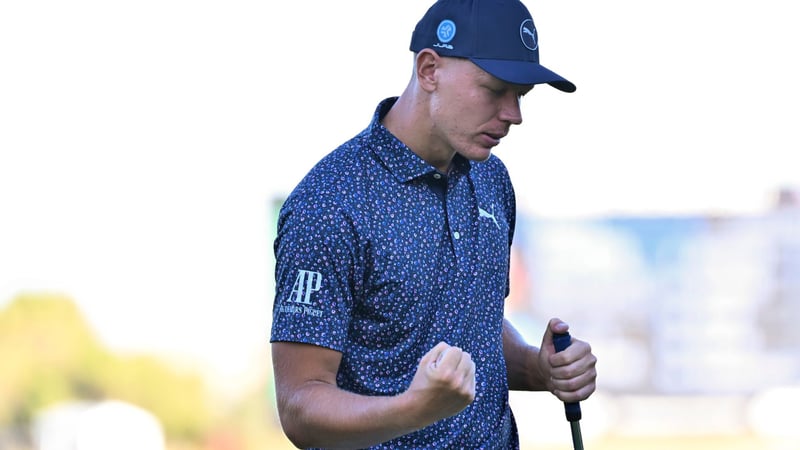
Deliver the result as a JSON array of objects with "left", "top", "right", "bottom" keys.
[{"left": 271, "top": 97, "right": 519, "bottom": 449}]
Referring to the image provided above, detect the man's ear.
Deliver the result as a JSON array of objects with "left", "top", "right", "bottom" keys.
[{"left": 415, "top": 49, "right": 439, "bottom": 93}]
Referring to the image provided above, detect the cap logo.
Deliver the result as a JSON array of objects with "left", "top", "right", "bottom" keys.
[
  {"left": 434, "top": 19, "right": 456, "bottom": 49},
  {"left": 520, "top": 19, "right": 538, "bottom": 51}
]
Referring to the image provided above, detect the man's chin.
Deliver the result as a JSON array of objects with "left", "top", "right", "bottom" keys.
[
  {"left": 459, "top": 151, "right": 492, "bottom": 162},
  {"left": 459, "top": 147, "right": 495, "bottom": 163}
]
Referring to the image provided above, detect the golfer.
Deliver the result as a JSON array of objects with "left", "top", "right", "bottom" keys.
[{"left": 270, "top": 0, "right": 598, "bottom": 448}]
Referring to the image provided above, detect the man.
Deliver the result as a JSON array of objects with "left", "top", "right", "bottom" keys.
[{"left": 270, "top": 0, "right": 597, "bottom": 448}]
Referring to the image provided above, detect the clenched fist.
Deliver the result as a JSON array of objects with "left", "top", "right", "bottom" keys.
[{"left": 404, "top": 342, "right": 476, "bottom": 425}]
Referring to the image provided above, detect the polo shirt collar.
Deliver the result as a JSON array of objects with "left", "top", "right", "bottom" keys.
[{"left": 367, "top": 97, "right": 471, "bottom": 183}]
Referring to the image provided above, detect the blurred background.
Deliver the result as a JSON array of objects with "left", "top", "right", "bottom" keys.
[{"left": 1, "top": 1, "right": 798, "bottom": 449}]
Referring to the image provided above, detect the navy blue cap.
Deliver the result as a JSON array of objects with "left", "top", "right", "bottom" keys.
[{"left": 410, "top": 0, "right": 576, "bottom": 92}]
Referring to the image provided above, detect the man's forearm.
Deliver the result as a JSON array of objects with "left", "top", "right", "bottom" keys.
[
  {"left": 502, "top": 318, "right": 549, "bottom": 391},
  {"left": 278, "top": 381, "right": 422, "bottom": 449}
]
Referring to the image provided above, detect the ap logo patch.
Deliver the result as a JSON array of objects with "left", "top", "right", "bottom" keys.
[{"left": 287, "top": 269, "right": 322, "bottom": 305}]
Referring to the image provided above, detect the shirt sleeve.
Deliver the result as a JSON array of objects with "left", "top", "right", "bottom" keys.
[{"left": 270, "top": 200, "right": 357, "bottom": 352}]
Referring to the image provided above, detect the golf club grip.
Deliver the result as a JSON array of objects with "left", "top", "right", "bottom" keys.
[{"left": 553, "top": 332, "right": 582, "bottom": 422}]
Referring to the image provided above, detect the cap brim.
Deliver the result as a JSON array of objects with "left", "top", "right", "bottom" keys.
[{"left": 471, "top": 58, "right": 576, "bottom": 93}]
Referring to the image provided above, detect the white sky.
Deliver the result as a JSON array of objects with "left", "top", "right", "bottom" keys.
[{"left": 1, "top": 0, "right": 798, "bottom": 391}]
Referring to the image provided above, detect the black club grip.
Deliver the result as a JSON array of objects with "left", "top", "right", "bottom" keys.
[{"left": 553, "top": 332, "right": 582, "bottom": 422}]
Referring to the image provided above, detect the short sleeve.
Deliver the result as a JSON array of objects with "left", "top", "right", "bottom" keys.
[{"left": 270, "top": 202, "right": 358, "bottom": 352}]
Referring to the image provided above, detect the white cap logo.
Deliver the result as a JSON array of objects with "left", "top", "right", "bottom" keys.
[{"left": 520, "top": 19, "right": 538, "bottom": 51}]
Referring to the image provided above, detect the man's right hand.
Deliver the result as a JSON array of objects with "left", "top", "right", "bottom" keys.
[{"left": 404, "top": 341, "right": 476, "bottom": 423}]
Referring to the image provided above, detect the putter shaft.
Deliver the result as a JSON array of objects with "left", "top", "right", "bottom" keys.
[{"left": 570, "top": 420, "right": 584, "bottom": 450}]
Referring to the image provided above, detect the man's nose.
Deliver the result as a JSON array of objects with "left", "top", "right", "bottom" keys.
[{"left": 499, "top": 94, "right": 523, "bottom": 125}]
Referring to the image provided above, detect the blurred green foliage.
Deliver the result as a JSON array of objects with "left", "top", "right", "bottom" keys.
[{"left": 0, "top": 292, "right": 211, "bottom": 441}]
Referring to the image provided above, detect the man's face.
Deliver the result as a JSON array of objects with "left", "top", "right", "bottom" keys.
[{"left": 430, "top": 57, "right": 533, "bottom": 163}]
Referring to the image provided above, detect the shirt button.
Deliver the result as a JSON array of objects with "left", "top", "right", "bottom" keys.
[
  {"left": 453, "top": 231, "right": 461, "bottom": 239},
  {"left": 433, "top": 173, "right": 442, "bottom": 179}
]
